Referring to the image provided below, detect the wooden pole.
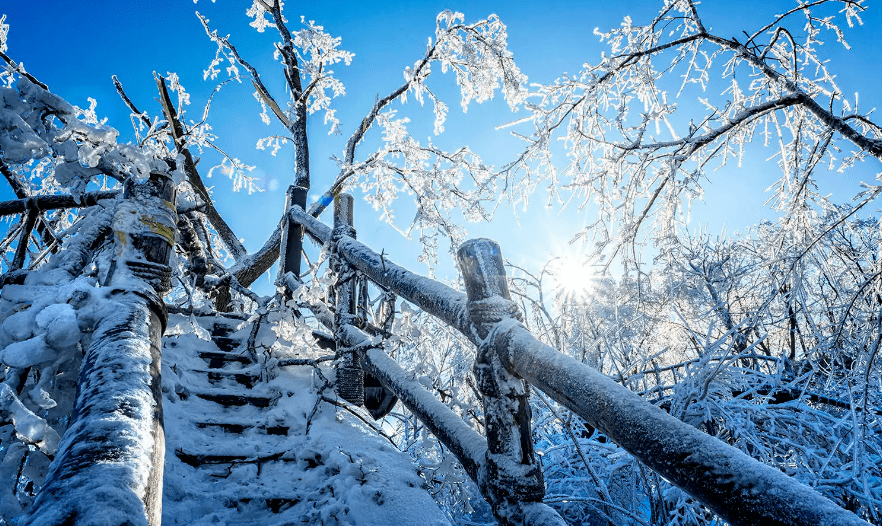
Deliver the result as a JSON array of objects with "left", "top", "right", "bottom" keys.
[
  {"left": 457, "top": 238, "right": 565, "bottom": 526},
  {"left": 24, "top": 170, "right": 176, "bottom": 526},
  {"left": 289, "top": 209, "right": 872, "bottom": 526},
  {"left": 332, "top": 193, "right": 364, "bottom": 405},
  {"left": 278, "top": 185, "right": 308, "bottom": 285}
]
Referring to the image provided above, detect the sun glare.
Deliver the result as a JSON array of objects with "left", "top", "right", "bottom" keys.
[{"left": 549, "top": 255, "right": 596, "bottom": 298}]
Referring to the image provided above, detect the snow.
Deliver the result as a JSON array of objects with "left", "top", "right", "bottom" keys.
[
  {"left": 161, "top": 313, "right": 452, "bottom": 525},
  {"left": 0, "top": 384, "right": 60, "bottom": 454},
  {"left": 294, "top": 207, "right": 872, "bottom": 525},
  {"left": 20, "top": 294, "right": 163, "bottom": 526},
  {"left": 35, "top": 303, "right": 80, "bottom": 349},
  {"left": 501, "top": 323, "right": 871, "bottom": 526},
  {"left": 0, "top": 336, "right": 54, "bottom": 369}
]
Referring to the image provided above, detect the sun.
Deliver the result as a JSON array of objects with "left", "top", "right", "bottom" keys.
[{"left": 548, "top": 255, "right": 596, "bottom": 299}]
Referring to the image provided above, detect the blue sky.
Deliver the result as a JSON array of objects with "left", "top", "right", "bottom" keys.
[{"left": 3, "top": 1, "right": 881, "bottom": 292}]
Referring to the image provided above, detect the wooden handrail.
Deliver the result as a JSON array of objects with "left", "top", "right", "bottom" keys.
[
  {"left": 289, "top": 203, "right": 870, "bottom": 526},
  {"left": 0, "top": 190, "right": 118, "bottom": 217}
]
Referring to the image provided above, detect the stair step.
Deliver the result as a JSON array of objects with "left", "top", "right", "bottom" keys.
[
  {"left": 195, "top": 369, "right": 260, "bottom": 388},
  {"left": 212, "top": 335, "right": 241, "bottom": 353},
  {"left": 193, "top": 392, "right": 278, "bottom": 408},
  {"left": 198, "top": 351, "right": 252, "bottom": 369},
  {"left": 174, "top": 449, "right": 288, "bottom": 467},
  {"left": 195, "top": 422, "right": 289, "bottom": 436},
  {"left": 210, "top": 324, "right": 236, "bottom": 338}
]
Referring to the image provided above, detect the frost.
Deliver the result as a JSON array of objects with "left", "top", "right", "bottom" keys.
[
  {"left": 35, "top": 303, "right": 80, "bottom": 349},
  {"left": 0, "top": 14, "right": 8, "bottom": 54},
  {"left": 0, "top": 336, "right": 55, "bottom": 368},
  {"left": 0, "top": 384, "right": 60, "bottom": 454}
]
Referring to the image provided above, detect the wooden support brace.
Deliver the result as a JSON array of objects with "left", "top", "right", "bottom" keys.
[{"left": 279, "top": 185, "right": 308, "bottom": 288}]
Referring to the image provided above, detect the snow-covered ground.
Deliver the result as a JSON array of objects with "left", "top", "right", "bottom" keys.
[{"left": 161, "top": 313, "right": 452, "bottom": 525}]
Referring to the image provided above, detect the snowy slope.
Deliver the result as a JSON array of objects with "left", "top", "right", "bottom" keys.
[{"left": 160, "top": 313, "right": 451, "bottom": 525}]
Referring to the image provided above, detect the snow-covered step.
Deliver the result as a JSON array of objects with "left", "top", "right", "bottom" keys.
[
  {"left": 161, "top": 313, "right": 453, "bottom": 526},
  {"left": 197, "top": 350, "right": 252, "bottom": 368},
  {"left": 200, "top": 368, "right": 261, "bottom": 388},
  {"left": 192, "top": 390, "right": 280, "bottom": 408},
  {"left": 174, "top": 448, "right": 292, "bottom": 468},
  {"left": 194, "top": 421, "right": 289, "bottom": 436},
  {"left": 210, "top": 335, "right": 241, "bottom": 353}
]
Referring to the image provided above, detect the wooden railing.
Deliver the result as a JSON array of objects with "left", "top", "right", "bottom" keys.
[
  {"left": 0, "top": 185, "right": 872, "bottom": 525},
  {"left": 287, "top": 195, "right": 871, "bottom": 526},
  {"left": 0, "top": 190, "right": 118, "bottom": 277}
]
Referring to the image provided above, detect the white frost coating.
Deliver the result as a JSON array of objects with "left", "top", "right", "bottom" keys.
[
  {"left": 0, "top": 384, "right": 60, "bottom": 454},
  {"left": 35, "top": 303, "right": 80, "bottom": 349},
  {"left": 336, "top": 236, "right": 471, "bottom": 333},
  {"left": 362, "top": 347, "right": 486, "bottom": 476},
  {"left": 501, "top": 324, "right": 871, "bottom": 526},
  {"left": 22, "top": 296, "right": 162, "bottom": 526},
  {"left": 1, "top": 308, "right": 37, "bottom": 342},
  {"left": 293, "top": 210, "right": 868, "bottom": 524},
  {"left": 0, "top": 335, "right": 55, "bottom": 368}
]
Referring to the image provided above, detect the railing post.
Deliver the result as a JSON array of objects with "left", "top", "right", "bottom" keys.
[
  {"left": 458, "top": 238, "right": 550, "bottom": 525},
  {"left": 332, "top": 193, "right": 364, "bottom": 405},
  {"left": 24, "top": 169, "right": 176, "bottom": 526},
  {"left": 279, "top": 185, "right": 308, "bottom": 286}
]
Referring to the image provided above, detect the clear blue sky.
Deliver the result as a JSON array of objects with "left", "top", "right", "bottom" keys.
[{"left": 3, "top": 1, "right": 881, "bottom": 292}]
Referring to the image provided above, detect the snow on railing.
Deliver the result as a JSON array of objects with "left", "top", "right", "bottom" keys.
[
  {"left": 0, "top": 190, "right": 118, "bottom": 277},
  {"left": 20, "top": 171, "right": 176, "bottom": 525},
  {"left": 289, "top": 198, "right": 871, "bottom": 526}
]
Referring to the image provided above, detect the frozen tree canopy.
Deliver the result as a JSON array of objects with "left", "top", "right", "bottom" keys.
[{"left": 0, "top": 0, "right": 880, "bottom": 525}]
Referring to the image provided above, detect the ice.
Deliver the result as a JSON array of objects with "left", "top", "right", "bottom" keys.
[
  {"left": 35, "top": 303, "right": 80, "bottom": 350},
  {"left": 1, "top": 309, "right": 36, "bottom": 342},
  {"left": 0, "top": 336, "right": 55, "bottom": 368},
  {"left": 0, "top": 385, "right": 60, "bottom": 455}
]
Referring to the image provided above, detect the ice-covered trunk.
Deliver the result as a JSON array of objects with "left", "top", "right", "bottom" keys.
[{"left": 24, "top": 171, "right": 175, "bottom": 526}]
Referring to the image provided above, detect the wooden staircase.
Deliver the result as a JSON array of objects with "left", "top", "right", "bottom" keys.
[{"left": 159, "top": 313, "right": 451, "bottom": 526}]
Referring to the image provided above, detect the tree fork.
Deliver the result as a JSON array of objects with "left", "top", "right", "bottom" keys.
[{"left": 155, "top": 73, "right": 246, "bottom": 261}]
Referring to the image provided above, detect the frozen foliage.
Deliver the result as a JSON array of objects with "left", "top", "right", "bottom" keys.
[
  {"left": 507, "top": 213, "right": 882, "bottom": 524},
  {"left": 2, "top": 2, "right": 882, "bottom": 525},
  {"left": 0, "top": 75, "right": 159, "bottom": 194},
  {"left": 200, "top": 2, "right": 527, "bottom": 267},
  {"left": 500, "top": 0, "right": 882, "bottom": 268}
]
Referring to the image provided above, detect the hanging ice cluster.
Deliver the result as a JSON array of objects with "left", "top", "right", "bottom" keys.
[{"left": 0, "top": 272, "right": 105, "bottom": 455}]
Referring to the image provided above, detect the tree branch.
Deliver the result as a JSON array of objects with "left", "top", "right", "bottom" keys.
[{"left": 155, "top": 73, "right": 247, "bottom": 260}]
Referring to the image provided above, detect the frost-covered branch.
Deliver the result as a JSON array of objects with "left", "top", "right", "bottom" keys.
[{"left": 155, "top": 73, "right": 247, "bottom": 261}]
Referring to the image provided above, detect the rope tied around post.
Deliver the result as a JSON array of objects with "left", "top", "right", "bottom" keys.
[
  {"left": 457, "top": 238, "right": 553, "bottom": 525},
  {"left": 331, "top": 193, "right": 365, "bottom": 406}
]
